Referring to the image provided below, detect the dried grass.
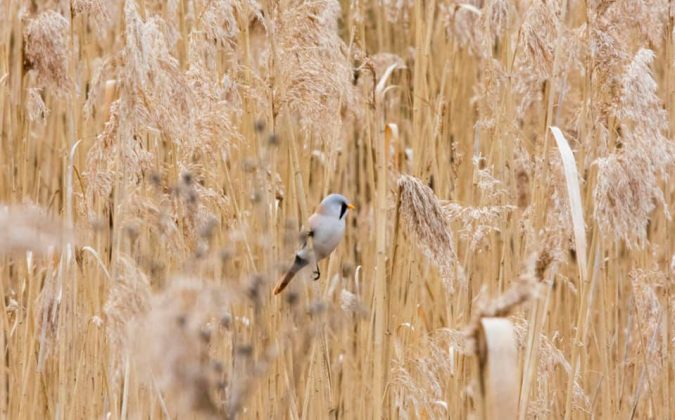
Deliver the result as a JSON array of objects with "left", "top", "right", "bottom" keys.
[
  {"left": 129, "top": 278, "right": 230, "bottom": 416},
  {"left": 1, "top": 0, "right": 673, "bottom": 418},
  {"left": 398, "top": 175, "right": 456, "bottom": 288},
  {"left": 594, "top": 49, "right": 675, "bottom": 247},
  {"left": 0, "top": 204, "right": 67, "bottom": 255},
  {"left": 274, "top": 0, "right": 354, "bottom": 142},
  {"left": 23, "top": 9, "right": 71, "bottom": 93}
]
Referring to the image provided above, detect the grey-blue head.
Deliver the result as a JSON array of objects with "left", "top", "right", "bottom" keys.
[{"left": 317, "top": 194, "right": 355, "bottom": 219}]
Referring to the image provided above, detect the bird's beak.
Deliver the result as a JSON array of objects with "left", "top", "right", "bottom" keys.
[{"left": 347, "top": 203, "right": 356, "bottom": 210}]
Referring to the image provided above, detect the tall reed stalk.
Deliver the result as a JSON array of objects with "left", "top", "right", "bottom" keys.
[{"left": 0, "top": 0, "right": 672, "bottom": 418}]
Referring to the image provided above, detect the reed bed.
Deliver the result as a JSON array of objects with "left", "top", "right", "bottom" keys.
[{"left": 0, "top": 0, "right": 673, "bottom": 418}]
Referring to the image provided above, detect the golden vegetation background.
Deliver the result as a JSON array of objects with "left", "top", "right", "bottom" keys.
[{"left": 0, "top": 0, "right": 673, "bottom": 418}]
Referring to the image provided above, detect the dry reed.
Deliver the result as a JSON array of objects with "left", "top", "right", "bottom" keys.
[{"left": 0, "top": 0, "right": 673, "bottom": 418}]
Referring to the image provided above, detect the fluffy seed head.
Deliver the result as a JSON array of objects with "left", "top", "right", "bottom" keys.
[
  {"left": 398, "top": 175, "right": 456, "bottom": 288},
  {"left": 24, "top": 10, "right": 71, "bottom": 93}
]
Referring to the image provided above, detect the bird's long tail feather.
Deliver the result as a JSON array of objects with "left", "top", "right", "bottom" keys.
[
  {"left": 273, "top": 270, "right": 296, "bottom": 295},
  {"left": 273, "top": 253, "right": 309, "bottom": 295}
]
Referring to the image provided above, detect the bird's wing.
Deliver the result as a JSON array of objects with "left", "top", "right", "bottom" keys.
[
  {"left": 298, "top": 228, "right": 312, "bottom": 250},
  {"left": 307, "top": 212, "right": 322, "bottom": 234}
]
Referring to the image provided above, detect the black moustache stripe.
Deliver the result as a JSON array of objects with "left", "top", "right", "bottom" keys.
[{"left": 339, "top": 202, "right": 348, "bottom": 219}]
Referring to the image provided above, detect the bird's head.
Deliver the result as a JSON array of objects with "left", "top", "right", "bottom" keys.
[{"left": 317, "top": 193, "right": 355, "bottom": 220}]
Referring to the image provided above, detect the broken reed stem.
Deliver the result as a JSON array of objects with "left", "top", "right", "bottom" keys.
[{"left": 478, "top": 318, "right": 519, "bottom": 419}]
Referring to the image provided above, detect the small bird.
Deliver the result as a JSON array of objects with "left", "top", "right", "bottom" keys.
[{"left": 273, "top": 193, "right": 355, "bottom": 295}]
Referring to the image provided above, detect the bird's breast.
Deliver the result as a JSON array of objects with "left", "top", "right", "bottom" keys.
[{"left": 310, "top": 215, "right": 346, "bottom": 260}]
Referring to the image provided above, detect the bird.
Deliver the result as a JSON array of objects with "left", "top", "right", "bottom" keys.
[{"left": 273, "top": 193, "right": 355, "bottom": 295}]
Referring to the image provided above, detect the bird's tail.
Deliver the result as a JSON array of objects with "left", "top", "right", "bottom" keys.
[
  {"left": 273, "top": 270, "right": 297, "bottom": 295},
  {"left": 273, "top": 253, "right": 309, "bottom": 295}
]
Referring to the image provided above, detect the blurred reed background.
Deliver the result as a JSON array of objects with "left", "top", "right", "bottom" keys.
[{"left": 0, "top": 0, "right": 673, "bottom": 418}]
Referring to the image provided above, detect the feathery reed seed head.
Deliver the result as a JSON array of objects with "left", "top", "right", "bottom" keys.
[{"left": 398, "top": 175, "right": 456, "bottom": 288}]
